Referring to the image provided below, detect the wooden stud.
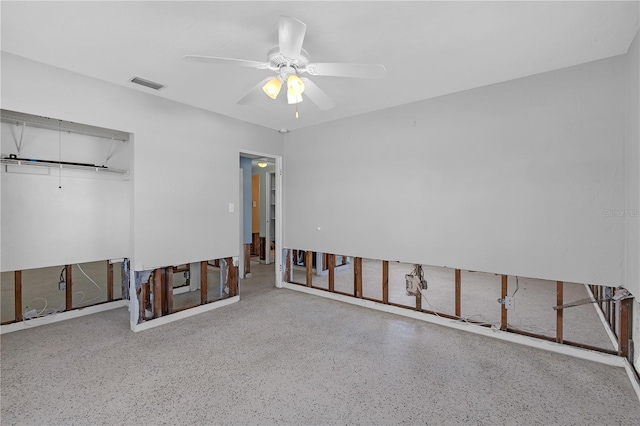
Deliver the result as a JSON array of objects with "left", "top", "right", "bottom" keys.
[
  {"left": 200, "top": 261, "right": 208, "bottom": 304},
  {"left": 160, "top": 268, "right": 167, "bottom": 312},
  {"left": 328, "top": 254, "right": 335, "bottom": 293},
  {"left": 140, "top": 279, "right": 148, "bottom": 322},
  {"left": 500, "top": 275, "right": 508, "bottom": 331},
  {"left": 556, "top": 281, "right": 563, "bottom": 344},
  {"left": 354, "top": 257, "right": 363, "bottom": 298},
  {"left": 455, "top": 269, "right": 461, "bottom": 318},
  {"left": 619, "top": 298, "right": 631, "bottom": 358},
  {"left": 244, "top": 244, "right": 251, "bottom": 276},
  {"left": 107, "top": 261, "right": 114, "bottom": 302},
  {"left": 305, "top": 251, "right": 313, "bottom": 287},
  {"left": 165, "top": 267, "right": 173, "bottom": 315},
  {"left": 226, "top": 257, "right": 237, "bottom": 297},
  {"left": 153, "top": 268, "right": 162, "bottom": 318},
  {"left": 382, "top": 261, "right": 389, "bottom": 304},
  {"left": 284, "top": 249, "right": 292, "bottom": 283},
  {"left": 260, "top": 237, "right": 266, "bottom": 260},
  {"left": 604, "top": 288, "right": 610, "bottom": 323},
  {"left": 15, "top": 270, "right": 22, "bottom": 322},
  {"left": 65, "top": 265, "right": 73, "bottom": 311},
  {"left": 611, "top": 300, "right": 616, "bottom": 335}
]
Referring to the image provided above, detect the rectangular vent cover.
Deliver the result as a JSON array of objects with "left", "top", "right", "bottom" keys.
[{"left": 129, "top": 76, "right": 165, "bottom": 91}]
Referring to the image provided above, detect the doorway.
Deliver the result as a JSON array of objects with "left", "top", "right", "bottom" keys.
[{"left": 239, "top": 152, "right": 282, "bottom": 289}]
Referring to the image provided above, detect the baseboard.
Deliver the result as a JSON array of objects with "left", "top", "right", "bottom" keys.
[
  {"left": 1, "top": 300, "right": 129, "bottom": 334},
  {"left": 131, "top": 296, "right": 240, "bottom": 332}
]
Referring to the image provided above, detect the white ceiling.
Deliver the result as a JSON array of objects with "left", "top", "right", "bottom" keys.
[{"left": 1, "top": 1, "right": 638, "bottom": 131}]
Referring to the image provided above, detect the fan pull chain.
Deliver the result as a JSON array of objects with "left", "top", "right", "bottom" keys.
[{"left": 295, "top": 103, "right": 299, "bottom": 119}]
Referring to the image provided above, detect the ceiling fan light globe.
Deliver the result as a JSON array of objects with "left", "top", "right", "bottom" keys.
[
  {"left": 262, "top": 77, "right": 282, "bottom": 99},
  {"left": 257, "top": 162, "right": 268, "bottom": 168},
  {"left": 287, "top": 74, "right": 305, "bottom": 96},
  {"left": 287, "top": 93, "right": 303, "bottom": 104}
]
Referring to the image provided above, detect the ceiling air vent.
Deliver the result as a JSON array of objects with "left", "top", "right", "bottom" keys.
[{"left": 129, "top": 76, "right": 165, "bottom": 91}]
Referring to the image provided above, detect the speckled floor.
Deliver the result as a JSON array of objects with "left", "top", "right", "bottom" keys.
[{"left": 1, "top": 262, "right": 639, "bottom": 425}]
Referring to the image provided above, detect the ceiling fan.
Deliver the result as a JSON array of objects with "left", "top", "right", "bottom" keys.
[{"left": 183, "top": 16, "right": 387, "bottom": 116}]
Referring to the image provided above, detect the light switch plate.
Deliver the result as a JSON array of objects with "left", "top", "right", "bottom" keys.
[{"left": 228, "top": 203, "right": 234, "bottom": 213}]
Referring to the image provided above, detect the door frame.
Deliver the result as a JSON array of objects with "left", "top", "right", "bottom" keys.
[{"left": 239, "top": 150, "right": 283, "bottom": 288}]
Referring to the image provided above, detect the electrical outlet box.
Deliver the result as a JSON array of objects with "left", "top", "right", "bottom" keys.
[
  {"left": 504, "top": 296, "right": 514, "bottom": 310},
  {"left": 58, "top": 281, "right": 66, "bottom": 290}
]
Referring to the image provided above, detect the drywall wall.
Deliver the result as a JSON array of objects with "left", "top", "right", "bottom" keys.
[
  {"left": 625, "top": 31, "right": 640, "bottom": 372},
  {"left": 1, "top": 52, "right": 283, "bottom": 272},
  {"left": 284, "top": 55, "right": 627, "bottom": 286},
  {"left": 1, "top": 123, "right": 130, "bottom": 271}
]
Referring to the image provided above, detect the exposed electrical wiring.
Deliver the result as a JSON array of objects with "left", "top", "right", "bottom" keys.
[
  {"left": 22, "top": 264, "right": 105, "bottom": 324},
  {"left": 75, "top": 263, "right": 104, "bottom": 305},
  {"left": 416, "top": 274, "right": 499, "bottom": 329}
]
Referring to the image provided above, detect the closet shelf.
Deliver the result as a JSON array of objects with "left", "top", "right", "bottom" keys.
[{"left": 1, "top": 157, "right": 128, "bottom": 174}]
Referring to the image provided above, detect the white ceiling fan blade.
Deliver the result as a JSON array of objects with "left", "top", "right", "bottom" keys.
[
  {"left": 183, "top": 55, "right": 267, "bottom": 68},
  {"left": 300, "top": 78, "right": 335, "bottom": 110},
  {"left": 306, "top": 63, "right": 387, "bottom": 78},
  {"left": 237, "top": 77, "right": 273, "bottom": 105},
  {"left": 278, "top": 16, "right": 306, "bottom": 58}
]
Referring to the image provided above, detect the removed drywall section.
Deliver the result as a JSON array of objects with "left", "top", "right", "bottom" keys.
[
  {"left": 284, "top": 54, "right": 627, "bottom": 287},
  {"left": 1, "top": 52, "right": 283, "bottom": 272}
]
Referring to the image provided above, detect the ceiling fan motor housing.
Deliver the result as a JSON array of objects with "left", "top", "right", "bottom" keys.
[{"left": 267, "top": 46, "right": 309, "bottom": 73}]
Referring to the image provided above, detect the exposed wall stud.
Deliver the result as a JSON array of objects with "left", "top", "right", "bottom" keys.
[
  {"left": 305, "top": 251, "right": 313, "bottom": 287},
  {"left": 15, "top": 270, "right": 22, "bottom": 322},
  {"left": 284, "top": 249, "right": 292, "bottom": 282},
  {"left": 354, "top": 257, "right": 363, "bottom": 298},
  {"left": 619, "top": 298, "right": 631, "bottom": 358},
  {"left": 165, "top": 267, "right": 173, "bottom": 315},
  {"left": 65, "top": 265, "right": 73, "bottom": 311},
  {"left": 200, "top": 261, "right": 208, "bottom": 304},
  {"left": 328, "top": 253, "right": 335, "bottom": 292},
  {"left": 260, "top": 237, "right": 266, "bottom": 260},
  {"left": 500, "top": 275, "right": 507, "bottom": 331},
  {"left": 556, "top": 281, "right": 563, "bottom": 343},
  {"left": 382, "top": 261, "right": 389, "bottom": 304},
  {"left": 226, "top": 257, "right": 237, "bottom": 297},
  {"left": 244, "top": 244, "right": 251, "bottom": 276},
  {"left": 455, "top": 269, "right": 461, "bottom": 317},
  {"left": 107, "top": 261, "right": 114, "bottom": 302},
  {"left": 153, "top": 269, "right": 162, "bottom": 318}
]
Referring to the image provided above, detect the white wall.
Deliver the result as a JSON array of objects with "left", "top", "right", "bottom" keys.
[
  {"left": 625, "top": 31, "right": 640, "bottom": 370},
  {"left": 284, "top": 55, "right": 627, "bottom": 286},
  {"left": 1, "top": 123, "right": 130, "bottom": 270},
  {"left": 1, "top": 53, "right": 283, "bottom": 272}
]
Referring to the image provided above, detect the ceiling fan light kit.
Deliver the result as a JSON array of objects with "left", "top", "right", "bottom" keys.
[
  {"left": 286, "top": 74, "right": 305, "bottom": 97},
  {"left": 184, "top": 15, "right": 386, "bottom": 119},
  {"left": 262, "top": 77, "right": 283, "bottom": 99}
]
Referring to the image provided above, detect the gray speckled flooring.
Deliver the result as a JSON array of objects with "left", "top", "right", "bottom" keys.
[{"left": 2, "top": 261, "right": 639, "bottom": 425}]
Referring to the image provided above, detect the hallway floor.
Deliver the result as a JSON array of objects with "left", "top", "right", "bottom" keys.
[{"left": 1, "top": 262, "right": 639, "bottom": 425}]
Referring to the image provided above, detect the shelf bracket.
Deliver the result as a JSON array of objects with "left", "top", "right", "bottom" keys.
[
  {"left": 104, "top": 135, "right": 115, "bottom": 165},
  {"left": 14, "top": 122, "right": 26, "bottom": 155}
]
